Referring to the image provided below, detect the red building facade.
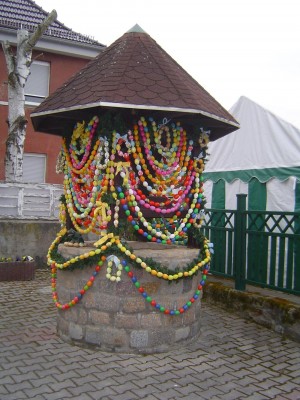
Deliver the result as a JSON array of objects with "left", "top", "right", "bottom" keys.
[{"left": 0, "top": 0, "right": 105, "bottom": 183}]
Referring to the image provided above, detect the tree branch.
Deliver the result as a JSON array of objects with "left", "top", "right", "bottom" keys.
[{"left": 25, "top": 9, "right": 57, "bottom": 53}]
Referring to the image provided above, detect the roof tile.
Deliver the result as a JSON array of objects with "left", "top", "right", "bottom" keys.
[{"left": 0, "top": 0, "right": 104, "bottom": 47}]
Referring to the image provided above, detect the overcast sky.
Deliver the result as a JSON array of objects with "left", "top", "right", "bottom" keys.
[{"left": 37, "top": 0, "right": 300, "bottom": 129}]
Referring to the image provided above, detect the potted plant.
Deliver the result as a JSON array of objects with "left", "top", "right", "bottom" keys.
[{"left": 0, "top": 256, "right": 36, "bottom": 281}]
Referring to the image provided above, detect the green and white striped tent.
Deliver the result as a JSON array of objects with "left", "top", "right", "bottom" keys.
[{"left": 204, "top": 96, "right": 300, "bottom": 212}]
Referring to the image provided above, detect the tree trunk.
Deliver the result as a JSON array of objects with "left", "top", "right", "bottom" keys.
[{"left": 1, "top": 10, "right": 57, "bottom": 182}]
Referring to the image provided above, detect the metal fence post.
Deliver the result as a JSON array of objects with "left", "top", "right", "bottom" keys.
[{"left": 234, "top": 194, "right": 247, "bottom": 290}]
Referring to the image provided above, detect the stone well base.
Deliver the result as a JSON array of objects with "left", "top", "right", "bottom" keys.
[{"left": 56, "top": 242, "right": 202, "bottom": 353}]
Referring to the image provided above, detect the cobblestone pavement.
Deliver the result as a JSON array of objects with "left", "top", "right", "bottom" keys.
[{"left": 0, "top": 270, "right": 300, "bottom": 400}]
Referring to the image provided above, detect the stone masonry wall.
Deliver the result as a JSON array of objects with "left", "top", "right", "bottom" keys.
[
  {"left": 56, "top": 244, "right": 203, "bottom": 353},
  {"left": 0, "top": 220, "right": 61, "bottom": 267}
]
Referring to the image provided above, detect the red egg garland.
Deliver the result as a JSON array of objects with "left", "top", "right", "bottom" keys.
[
  {"left": 50, "top": 255, "right": 209, "bottom": 315},
  {"left": 51, "top": 257, "right": 105, "bottom": 309}
]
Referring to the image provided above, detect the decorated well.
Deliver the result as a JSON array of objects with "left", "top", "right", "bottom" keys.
[
  {"left": 31, "top": 25, "right": 238, "bottom": 353},
  {"left": 56, "top": 242, "right": 204, "bottom": 352}
]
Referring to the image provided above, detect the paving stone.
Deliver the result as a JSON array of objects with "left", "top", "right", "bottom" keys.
[
  {"left": 217, "top": 389, "right": 248, "bottom": 400},
  {"left": 90, "top": 377, "right": 120, "bottom": 391},
  {"left": 66, "top": 394, "right": 94, "bottom": 400},
  {"left": 23, "top": 384, "right": 53, "bottom": 397},
  {"left": 179, "top": 394, "right": 209, "bottom": 400},
  {"left": 275, "top": 381, "right": 300, "bottom": 393},
  {"left": 237, "top": 384, "right": 265, "bottom": 396},
  {"left": 270, "top": 374, "right": 293, "bottom": 384},
  {"left": 12, "top": 371, "right": 40, "bottom": 383},
  {"left": 0, "top": 375, "right": 15, "bottom": 385},
  {"left": 89, "top": 388, "right": 118, "bottom": 399},
  {"left": 45, "top": 389, "right": 75, "bottom": 400},
  {"left": 110, "top": 390, "right": 140, "bottom": 400},
  {"left": 2, "top": 390, "right": 29, "bottom": 399},
  {"left": 0, "top": 270, "right": 300, "bottom": 400},
  {"left": 131, "top": 385, "right": 162, "bottom": 398},
  {"left": 68, "top": 383, "right": 102, "bottom": 397},
  {"left": 196, "top": 387, "right": 229, "bottom": 399},
  {"left": 281, "top": 390, "right": 300, "bottom": 400}
]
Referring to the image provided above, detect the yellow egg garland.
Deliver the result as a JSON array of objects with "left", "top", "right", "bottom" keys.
[
  {"left": 49, "top": 114, "right": 213, "bottom": 313},
  {"left": 47, "top": 227, "right": 212, "bottom": 279},
  {"left": 48, "top": 229, "right": 213, "bottom": 312}
]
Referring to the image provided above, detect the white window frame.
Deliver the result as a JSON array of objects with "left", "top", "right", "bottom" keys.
[
  {"left": 25, "top": 60, "right": 50, "bottom": 106},
  {"left": 23, "top": 153, "right": 47, "bottom": 183}
]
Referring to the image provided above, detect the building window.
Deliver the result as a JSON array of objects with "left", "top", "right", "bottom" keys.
[
  {"left": 25, "top": 61, "right": 50, "bottom": 105},
  {"left": 23, "top": 153, "right": 46, "bottom": 183}
]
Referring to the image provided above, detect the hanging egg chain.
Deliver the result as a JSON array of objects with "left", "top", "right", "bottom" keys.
[
  {"left": 63, "top": 137, "right": 101, "bottom": 175},
  {"left": 68, "top": 116, "right": 99, "bottom": 170},
  {"left": 140, "top": 116, "right": 190, "bottom": 171},
  {"left": 60, "top": 114, "right": 207, "bottom": 239},
  {"left": 49, "top": 230, "right": 211, "bottom": 311},
  {"left": 111, "top": 130, "right": 135, "bottom": 161},
  {"left": 117, "top": 176, "right": 203, "bottom": 244},
  {"left": 141, "top": 120, "right": 183, "bottom": 170},
  {"left": 131, "top": 136, "right": 193, "bottom": 197},
  {"left": 149, "top": 117, "right": 181, "bottom": 154},
  {"left": 128, "top": 172, "right": 195, "bottom": 213},
  {"left": 51, "top": 257, "right": 105, "bottom": 309},
  {"left": 132, "top": 127, "right": 183, "bottom": 187},
  {"left": 139, "top": 117, "right": 190, "bottom": 177},
  {"left": 64, "top": 172, "right": 102, "bottom": 219},
  {"left": 63, "top": 158, "right": 106, "bottom": 218},
  {"left": 50, "top": 257, "right": 209, "bottom": 313},
  {"left": 47, "top": 229, "right": 211, "bottom": 279},
  {"left": 132, "top": 118, "right": 195, "bottom": 196},
  {"left": 64, "top": 152, "right": 106, "bottom": 214},
  {"left": 123, "top": 258, "right": 209, "bottom": 314}
]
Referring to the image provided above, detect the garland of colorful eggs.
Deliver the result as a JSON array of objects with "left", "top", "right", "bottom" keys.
[{"left": 60, "top": 115, "right": 208, "bottom": 242}]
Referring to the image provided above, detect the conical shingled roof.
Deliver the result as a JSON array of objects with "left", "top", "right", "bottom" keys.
[{"left": 31, "top": 25, "right": 239, "bottom": 140}]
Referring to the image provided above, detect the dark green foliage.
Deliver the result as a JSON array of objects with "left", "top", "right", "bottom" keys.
[{"left": 63, "top": 229, "right": 84, "bottom": 244}]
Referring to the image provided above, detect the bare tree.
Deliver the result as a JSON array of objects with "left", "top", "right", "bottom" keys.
[{"left": 1, "top": 10, "right": 57, "bottom": 182}]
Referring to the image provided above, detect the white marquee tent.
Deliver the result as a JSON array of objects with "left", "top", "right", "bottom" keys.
[{"left": 204, "top": 96, "right": 300, "bottom": 212}]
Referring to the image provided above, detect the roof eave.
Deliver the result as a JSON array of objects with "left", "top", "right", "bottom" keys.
[
  {"left": 31, "top": 100, "right": 240, "bottom": 129},
  {"left": 0, "top": 28, "right": 105, "bottom": 59}
]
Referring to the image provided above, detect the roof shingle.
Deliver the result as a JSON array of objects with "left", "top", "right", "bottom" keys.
[{"left": 31, "top": 25, "right": 239, "bottom": 139}]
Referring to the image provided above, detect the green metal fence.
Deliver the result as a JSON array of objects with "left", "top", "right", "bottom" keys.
[{"left": 201, "top": 194, "right": 300, "bottom": 295}]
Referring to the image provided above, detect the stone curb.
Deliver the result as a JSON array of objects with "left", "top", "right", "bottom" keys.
[{"left": 203, "top": 281, "right": 300, "bottom": 343}]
